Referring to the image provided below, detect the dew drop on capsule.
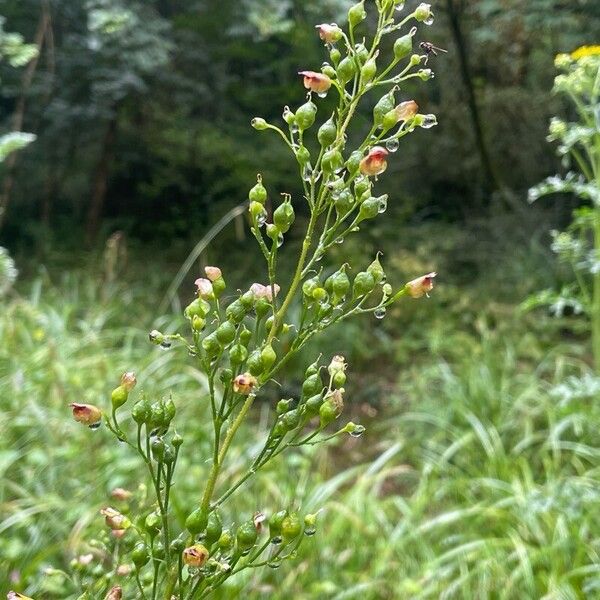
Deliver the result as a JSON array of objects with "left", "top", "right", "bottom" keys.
[
  {"left": 378, "top": 197, "right": 388, "bottom": 214},
  {"left": 374, "top": 307, "right": 387, "bottom": 320},
  {"left": 277, "top": 233, "right": 284, "bottom": 248},
  {"left": 350, "top": 424, "right": 366, "bottom": 437},
  {"left": 89, "top": 422, "right": 101, "bottom": 431},
  {"left": 304, "top": 526, "right": 316, "bottom": 536},
  {"left": 385, "top": 138, "right": 399, "bottom": 153}
]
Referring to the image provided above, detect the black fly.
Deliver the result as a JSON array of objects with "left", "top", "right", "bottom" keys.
[{"left": 419, "top": 41, "right": 448, "bottom": 65}]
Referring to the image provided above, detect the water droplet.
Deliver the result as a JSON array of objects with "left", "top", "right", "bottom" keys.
[
  {"left": 350, "top": 424, "right": 366, "bottom": 437},
  {"left": 420, "top": 114, "right": 438, "bottom": 129},
  {"left": 374, "top": 307, "right": 387, "bottom": 319},
  {"left": 188, "top": 348, "right": 197, "bottom": 357},
  {"left": 268, "top": 558, "right": 282, "bottom": 569},
  {"left": 424, "top": 16, "right": 434, "bottom": 25},
  {"left": 291, "top": 123, "right": 299, "bottom": 134},
  {"left": 377, "top": 198, "right": 388, "bottom": 214},
  {"left": 89, "top": 422, "right": 101, "bottom": 430},
  {"left": 317, "top": 91, "right": 328, "bottom": 98},
  {"left": 277, "top": 233, "right": 284, "bottom": 248},
  {"left": 350, "top": 226, "right": 359, "bottom": 233},
  {"left": 257, "top": 212, "right": 267, "bottom": 227},
  {"left": 270, "top": 536, "right": 282, "bottom": 545},
  {"left": 315, "top": 253, "right": 323, "bottom": 262},
  {"left": 335, "top": 237, "right": 344, "bottom": 244},
  {"left": 385, "top": 138, "right": 399, "bottom": 153},
  {"left": 302, "top": 164, "right": 313, "bottom": 182},
  {"left": 160, "top": 341, "right": 171, "bottom": 350},
  {"left": 395, "top": 1, "right": 405, "bottom": 11},
  {"left": 282, "top": 106, "right": 292, "bottom": 120},
  {"left": 304, "top": 526, "right": 316, "bottom": 536},
  {"left": 241, "top": 549, "right": 251, "bottom": 557}
]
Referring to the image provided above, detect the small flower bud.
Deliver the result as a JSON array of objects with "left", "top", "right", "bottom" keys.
[
  {"left": 195, "top": 278, "right": 214, "bottom": 300},
  {"left": 100, "top": 507, "right": 131, "bottom": 531},
  {"left": 318, "top": 115, "right": 337, "bottom": 147},
  {"left": 251, "top": 117, "right": 268, "bottom": 130},
  {"left": 299, "top": 71, "right": 332, "bottom": 95},
  {"left": 148, "top": 329, "right": 164, "bottom": 345},
  {"left": 186, "top": 507, "right": 208, "bottom": 535},
  {"left": 343, "top": 422, "right": 366, "bottom": 437},
  {"left": 233, "top": 373, "right": 257, "bottom": 395},
  {"left": 183, "top": 544, "right": 209, "bottom": 568},
  {"left": 316, "top": 23, "right": 343, "bottom": 44},
  {"left": 236, "top": 520, "right": 258, "bottom": 550},
  {"left": 295, "top": 99, "right": 318, "bottom": 130},
  {"left": 172, "top": 432, "right": 184, "bottom": 448},
  {"left": 120, "top": 371, "right": 137, "bottom": 392},
  {"left": 353, "top": 271, "right": 376, "bottom": 297},
  {"left": 111, "top": 385, "right": 128, "bottom": 410},
  {"left": 394, "top": 29, "right": 416, "bottom": 60},
  {"left": 359, "top": 147, "right": 388, "bottom": 176},
  {"left": 273, "top": 198, "right": 295, "bottom": 233},
  {"left": 405, "top": 272, "right": 437, "bottom": 298},
  {"left": 337, "top": 56, "right": 356, "bottom": 84},
  {"left": 70, "top": 403, "right": 102, "bottom": 428},
  {"left": 348, "top": 1, "right": 366, "bottom": 28},
  {"left": 418, "top": 69, "right": 434, "bottom": 81},
  {"left": 204, "top": 266, "right": 222, "bottom": 282},
  {"left": 414, "top": 3, "right": 433, "bottom": 23}
]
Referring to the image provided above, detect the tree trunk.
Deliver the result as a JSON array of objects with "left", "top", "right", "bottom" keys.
[
  {"left": 85, "top": 116, "right": 118, "bottom": 244},
  {"left": 445, "top": 0, "right": 501, "bottom": 196},
  {"left": 0, "top": 1, "right": 50, "bottom": 231}
]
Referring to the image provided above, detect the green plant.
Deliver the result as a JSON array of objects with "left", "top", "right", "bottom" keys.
[
  {"left": 529, "top": 45, "right": 600, "bottom": 368},
  {"left": 14, "top": 1, "right": 442, "bottom": 597}
]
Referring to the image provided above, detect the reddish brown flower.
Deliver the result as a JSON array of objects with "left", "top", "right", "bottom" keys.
[
  {"left": 394, "top": 100, "right": 419, "bottom": 122},
  {"left": 110, "top": 487, "right": 132, "bottom": 501},
  {"left": 104, "top": 587, "right": 122, "bottom": 600},
  {"left": 315, "top": 23, "right": 342, "bottom": 44},
  {"left": 232, "top": 373, "right": 257, "bottom": 395},
  {"left": 405, "top": 272, "right": 437, "bottom": 298},
  {"left": 359, "top": 146, "right": 389, "bottom": 176},
  {"left": 100, "top": 507, "right": 131, "bottom": 531},
  {"left": 299, "top": 71, "right": 332, "bottom": 95},
  {"left": 194, "top": 277, "right": 213, "bottom": 299},
  {"left": 120, "top": 371, "right": 137, "bottom": 392},
  {"left": 204, "top": 266, "right": 222, "bottom": 282},
  {"left": 183, "top": 544, "right": 209, "bottom": 568},
  {"left": 69, "top": 403, "right": 102, "bottom": 427}
]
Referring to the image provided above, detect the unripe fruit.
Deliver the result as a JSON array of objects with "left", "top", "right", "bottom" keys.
[
  {"left": 185, "top": 508, "right": 208, "bottom": 535},
  {"left": 261, "top": 344, "right": 277, "bottom": 371},
  {"left": 318, "top": 116, "right": 337, "bottom": 147},
  {"left": 132, "top": 398, "right": 150, "bottom": 424},
  {"left": 296, "top": 100, "right": 317, "bottom": 131},
  {"left": 394, "top": 32, "right": 414, "bottom": 60},
  {"left": 305, "top": 393, "right": 324, "bottom": 416},
  {"left": 358, "top": 196, "right": 380, "bottom": 221},
  {"left": 348, "top": 1, "right": 366, "bottom": 28},
  {"left": 218, "top": 529, "right": 233, "bottom": 552},
  {"left": 111, "top": 385, "right": 128, "bottom": 410},
  {"left": 131, "top": 542, "right": 150, "bottom": 568},
  {"left": 273, "top": 200, "right": 295, "bottom": 233},
  {"left": 249, "top": 176, "right": 267, "bottom": 204},
  {"left": 205, "top": 511, "right": 223, "bottom": 546},
  {"left": 361, "top": 57, "right": 377, "bottom": 83},
  {"left": 281, "top": 408, "right": 301, "bottom": 431},
  {"left": 215, "top": 321, "right": 236, "bottom": 345},
  {"left": 281, "top": 513, "right": 302, "bottom": 541},
  {"left": 151, "top": 437, "right": 165, "bottom": 461},
  {"left": 353, "top": 271, "right": 376, "bottom": 297},
  {"left": 335, "top": 190, "right": 354, "bottom": 215},
  {"left": 322, "top": 149, "right": 344, "bottom": 175},
  {"left": 373, "top": 89, "right": 396, "bottom": 126},
  {"left": 247, "top": 350, "right": 264, "bottom": 376},
  {"left": 226, "top": 300, "right": 246, "bottom": 324},
  {"left": 302, "top": 373, "right": 322, "bottom": 397},
  {"left": 236, "top": 520, "right": 258, "bottom": 550},
  {"left": 202, "top": 333, "right": 222, "bottom": 357},
  {"left": 269, "top": 510, "right": 288, "bottom": 540},
  {"left": 229, "top": 344, "right": 248, "bottom": 366},
  {"left": 337, "top": 56, "right": 356, "bottom": 83}
]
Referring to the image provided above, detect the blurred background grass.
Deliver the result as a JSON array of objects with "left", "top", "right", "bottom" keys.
[{"left": 1, "top": 0, "right": 600, "bottom": 598}]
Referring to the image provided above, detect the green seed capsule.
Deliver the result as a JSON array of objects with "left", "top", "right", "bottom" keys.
[
  {"left": 151, "top": 437, "right": 165, "bottom": 461},
  {"left": 215, "top": 321, "right": 236, "bottom": 345},
  {"left": 251, "top": 117, "right": 268, "bottom": 130},
  {"left": 337, "top": 56, "right": 356, "bottom": 84},
  {"left": 273, "top": 200, "right": 295, "bottom": 233},
  {"left": 367, "top": 255, "right": 386, "bottom": 284},
  {"left": 322, "top": 149, "right": 344, "bottom": 175},
  {"left": 132, "top": 397, "right": 151, "bottom": 424},
  {"left": 261, "top": 344, "right": 277, "bottom": 371},
  {"left": 346, "top": 150, "right": 363, "bottom": 174},
  {"left": 348, "top": 1, "right": 366, "bottom": 27},
  {"left": 354, "top": 177, "right": 371, "bottom": 197},
  {"left": 236, "top": 520, "right": 258, "bottom": 550},
  {"left": 269, "top": 510, "right": 288, "bottom": 540},
  {"left": 205, "top": 511, "right": 223, "bottom": 546},
  {"left": 277, "top": 398, "right": 293, "bottom": 414},
  {"left": 330, "top": 47, "right": 341, "bottom": 64},
  {"left": 394, "top": 32, "right": 414, "bottom": 60},
  {"left": 318, "top": 302, "right": 333, "bottom": 319},
  {"left": 358, "top": 196, "right": 379, "bottom": 221},
  {"left": 164, "top": 397, "right": 176, "bottom": 423},
  {"left": 373, "top": 89, "right": 396, "bottom": 126},
  {"left": 361, "top": 57, "right": 377, "bottom": 83},
  {"left": 281, "top": 513, "right": 302, "bottom": 541},
  {"left": 305, "top": 359, "right": 320, "bottom": 378},
  {"left": 335, "top": 190, "right": 354, "bottom": 215},
  {"left": 415, "top": 2, "right": 433, "bottom": 22},
  {"left": 255, "top": 297, "right": 271, "bottom": 318},
  {"left": 272, "top": 420, "right": 287, "bottom": 438},
  {"left": 185, "top": 298, "right": 211, "bottom": 319},
  {"left": 247, "top": 350, "right": 264, "bottom": 376},
  {"left": 202, "top": 333, "right": 222, "bottom": 357},
  {"left": 318, "top": 116, "right": 337, "bottom": 147},
  {"left": 296, "top": 145, "right": 311, "bottom": 166},
  {"left": 266, "top": 223, "right": 280, "bottom": 243},
  {"left": 322, "top": 64, "right": 336, "bottom": 78},
  {"left": 302, "top": 276, "right": 320, "bottom": 299},
  {"left": 249, "top": 200, "right": 267, "bottom": 225},
  {"left": 226, "top": 300, "right": 246, "bottom": 324},
  {"left": 281, "top": 408, "right": 301, "bottom": 431},
  {"left": 355, "top": 43, "right": 369, "bottom": 63},
  {"left": 170, "top": 537, "right": 185, "bottom": 554},
  {"left": 296, "top": 100, "right": 317, "bottom": 131},
  {"left": 239, "top": 326, "right": 252, "bottom": 346},
  {"left": 186, "top": 508, "right": 208, "bottom": 535},
  {"left": 145, "top": 512, "right": 162, "bottom": 536},
  {"left": 172, "top": 432, "right": 184, "bottom": 448},
  {"left": 219, "top": 368, "right": 233, "bottom": 385},
  {"left": 149, "top": 401, "right": 166, "bottom": 430},
  {"left": 229, "top": 344, "right": 248, "bottom": 366},
  {"left": 218, "top": 529, "right": 233, "bottom": 552},
  {"left": 131, "top": 542, "right": 150, "bottom": 568},
  {"left": 312, "top": 287, "right": 329, "bottom": 302},
  {"left": 212, "top": 277, "right": 226, "bottom": 298},
  {"left": 305, "top": 393, "right": 324, "bottom": 416},
  {"left": 333, "top": 371, "right": 347, "bottom": 387},
  {"left": 326, "top": 267, "right": 350, "bottom": 301},
  {"left": 319, "top": 398, "right": 339, "bottom": 427},
  {"left": 302, "top": 373, "right": 322, "bottom": 397},
  {"left": 192, "top": 315, "right": 205, "bottom": 332},
  {"left": 153, "top": 541, "right": 165, "bottom": 560},
  {"left": 249, "top": 176, "right": 267, "bottom": 204},
  {"left": 111, "top": 385, "right": 128, "bottom": 410},
  {"left": 353, "top": 271, "right": 376, "bottom": 298}
]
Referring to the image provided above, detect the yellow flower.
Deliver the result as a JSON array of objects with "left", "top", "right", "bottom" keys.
[{"left": 570, "top": 45, "right": 600, "bottom": 60}]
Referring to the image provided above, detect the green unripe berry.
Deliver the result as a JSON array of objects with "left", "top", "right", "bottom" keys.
[
  {"left": 296, "top": 100, "right": 317, "bottom": 131},
  {"left": 348, "top": 1, "right": 366, "bottom": 28},
  {"left": 249, "top": 176, "right": 267, "bottom": 204},
  {"left": 236, "top": 520, "right": 258, "bottom": 550},
  {"left": 281, "top": 513, "right": 302, "bottom": 541},
  {"left": 274, "top": 200, "right": 295, "bottom": 233},
  {"left": 318, "top": 116, "right": 337, "bottom": 147},
  {"left": 111, "top": 385, "right": 128, "bottom": 410},
  {"left": 215, "top": 321, "right": 236, "bottom": 345},
  {"left": 186, "top": 508, "right": 208, "bottom": 535}
]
